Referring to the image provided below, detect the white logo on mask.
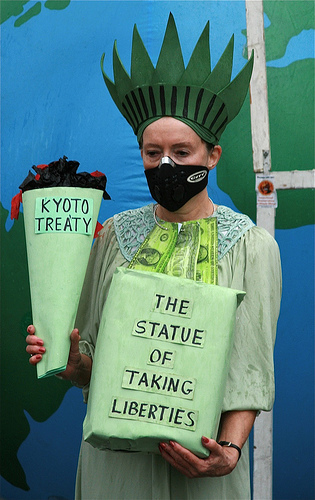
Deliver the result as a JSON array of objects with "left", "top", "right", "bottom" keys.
[{"left": 187, "top": 171, "right": 208, "bottom": 183}]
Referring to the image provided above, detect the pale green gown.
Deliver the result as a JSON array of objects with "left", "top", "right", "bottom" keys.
[{"left": 75, "top": 204, "right": 281, "bottom": 500}]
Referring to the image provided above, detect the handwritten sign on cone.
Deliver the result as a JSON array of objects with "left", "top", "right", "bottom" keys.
[
  {"left": 84, "top": 267, "right": 245, "bottom": 457},
  {"left": 23, "top": 187, "right": 103, "bottom": 378}
]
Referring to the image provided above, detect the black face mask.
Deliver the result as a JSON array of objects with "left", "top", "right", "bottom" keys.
[{"left": 145, "top": 157, "right": 209, "bottom": 212}]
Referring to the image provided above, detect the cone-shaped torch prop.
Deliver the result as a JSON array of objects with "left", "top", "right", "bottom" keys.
[{"left": 12, "top": 157, "right": 110, "bottom": 378}]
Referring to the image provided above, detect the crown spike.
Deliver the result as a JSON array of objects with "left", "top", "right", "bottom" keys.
[
  {"left": 100, "top": 53, "right": 124, "bottom": 114},
  {"left": 152, "top": 13, "right": 185, "bottom": 84},
  {"left": 113, "top": 40, "right": 133, "bottom": 102},
  {"left": 203, "top": 35, "right": 234, "bottom": 93},
  {"left": 131, "top": 24, "right": 155, "bottom": 86},
  {"left": 218, "top": 50, "right": 254, "bottom": 122},
  {"left": 178, "top": 22, "right": 211, "bottom": 86}
]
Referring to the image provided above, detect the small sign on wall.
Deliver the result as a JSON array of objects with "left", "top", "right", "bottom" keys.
[{"left": 256, "top": 174, "right": 278, "bottom": 208}]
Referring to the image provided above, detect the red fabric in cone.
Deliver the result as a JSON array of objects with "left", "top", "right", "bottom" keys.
[
  {"left": 11, "top": 190, "right": 23, "bottom": 220},
  {"left": 94, "top": 221, "right": 103, "bottom": 238},
  {"left": 91, "top": 171, "right": 105, "bottom": 177}
]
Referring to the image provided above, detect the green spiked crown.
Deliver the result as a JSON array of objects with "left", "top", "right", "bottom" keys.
[{"left": 101, "top": 13, "right": 254, "bottom": 144}]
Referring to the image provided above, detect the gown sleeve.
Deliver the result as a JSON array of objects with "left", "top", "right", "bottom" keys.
[
  {"left": 75, "top": 218, "right": 128, "bottom": 399},
  {"left": 219, "top": 225, "right": 282, "bottom": 412}
]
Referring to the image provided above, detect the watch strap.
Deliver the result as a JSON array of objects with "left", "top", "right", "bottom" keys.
[{"left": 218, "top": 441, "right": 242, "bottom": 461}]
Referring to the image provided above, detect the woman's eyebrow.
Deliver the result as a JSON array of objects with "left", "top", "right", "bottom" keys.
[
  {"left": 143, "top": 143, "right": 162, "bottom": 149},
  {"left": 144, "top": 142, "right": 193, "bottom": 148},
  {"left": 172, "top": 142, "right": 193, "bottom": 148}
]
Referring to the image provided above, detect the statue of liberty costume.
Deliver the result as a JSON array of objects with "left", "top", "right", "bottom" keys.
[{"left": 74, "top": 15, "right": 281, "bottom": 499}]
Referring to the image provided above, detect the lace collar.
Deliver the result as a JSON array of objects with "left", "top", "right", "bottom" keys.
[{"left": 113, "top": 204, "right": 254, "bottom": 262}]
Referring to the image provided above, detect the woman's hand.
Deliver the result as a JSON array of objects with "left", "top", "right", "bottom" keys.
[
  {"left": 159, "top": 410, "right": 256, "bottom": 478},
  {"left": 159, "top": 436, "right": 239, "bottom": 478},
  {"left": 26, "top": 324, "right": 46, "bottom": 364},
  {"left": 25, "top": 325, "right": 92, "bottom": 386}
]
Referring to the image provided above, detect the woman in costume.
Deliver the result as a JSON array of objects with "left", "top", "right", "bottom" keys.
[{"left": 26, "top": 14, "right": 281, "bottom": 499}]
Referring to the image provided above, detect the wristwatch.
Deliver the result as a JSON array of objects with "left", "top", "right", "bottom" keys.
[{"left": 218, "top": 441, "right": 242, "bottom": 461}]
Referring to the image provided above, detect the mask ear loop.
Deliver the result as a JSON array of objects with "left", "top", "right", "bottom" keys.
[{"left": 153, "top": 204, "right": 169, "bottom": 230}]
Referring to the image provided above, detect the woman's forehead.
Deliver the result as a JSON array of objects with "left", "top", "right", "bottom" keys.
[{"left": 142, "top": 117, "right": 203, "bottom": 145}]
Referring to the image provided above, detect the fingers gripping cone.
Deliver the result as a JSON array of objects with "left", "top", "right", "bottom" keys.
[{"left": 22, "top": 187, "right": 103, "bottom": 378}]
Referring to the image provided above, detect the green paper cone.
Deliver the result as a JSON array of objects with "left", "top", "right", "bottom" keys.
[
  {"left": 83, "top": 267, "right": 245, "bottom": 457},
  {"left": 22, "top": 187, "right": 103, "bottom": 378}
]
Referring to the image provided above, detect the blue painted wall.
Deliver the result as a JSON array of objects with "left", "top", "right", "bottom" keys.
[{"left": 1, "top": 1, "right": 314, "bottom": 499}]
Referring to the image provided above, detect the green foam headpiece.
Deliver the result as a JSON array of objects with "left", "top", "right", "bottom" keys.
[{"left": 101, "top": 13, "right": 253, "bottom": 144}]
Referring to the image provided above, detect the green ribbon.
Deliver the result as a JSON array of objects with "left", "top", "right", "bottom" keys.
[{"left": 129, "top": 217, "right": 218, "bottom": 285}]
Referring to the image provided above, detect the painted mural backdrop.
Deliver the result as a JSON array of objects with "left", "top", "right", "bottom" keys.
[{"left": 1, "top": 1, "right": 314, "bottom": 499}]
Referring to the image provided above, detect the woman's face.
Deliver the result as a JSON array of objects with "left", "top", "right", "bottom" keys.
[{"left": 141, "top": 117, "right": 221, "bottom": 170}]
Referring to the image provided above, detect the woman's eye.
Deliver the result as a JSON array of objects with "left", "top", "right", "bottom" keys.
[
  {"left": 176, "top": 150, "right": 189, "bottom": 157},
  {"left": 147, "top": 151, "right": 159, "bottom": 158}
]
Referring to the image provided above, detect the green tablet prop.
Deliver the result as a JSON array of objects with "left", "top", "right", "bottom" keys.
[
  {"left": 83, "top": 267, "right": 245, "bottom": 457},
  {"left": 23, "top": 187, "right": 103, "bottom": 378}
]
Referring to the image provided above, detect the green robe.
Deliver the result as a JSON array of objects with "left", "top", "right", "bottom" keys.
[{"left": 75, "top": 204, "right": 281, "bottom": 500}]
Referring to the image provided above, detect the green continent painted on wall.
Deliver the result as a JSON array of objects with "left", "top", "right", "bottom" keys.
[
  {"left": 218, "top": 2, "right": 314, "bottom": 229},
  {"left": 0, "top": 0, "right": 71, "bottom": 26},
  {"left": 263, "top": 0, "right": 314, "bottom": 61},
  {"left": 0, "top": 204, "right": 71, "bottom": 490}
]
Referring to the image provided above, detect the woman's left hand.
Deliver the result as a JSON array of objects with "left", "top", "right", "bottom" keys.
[{"left": 159, "top": 436, "right": 239, "bottom": 478}]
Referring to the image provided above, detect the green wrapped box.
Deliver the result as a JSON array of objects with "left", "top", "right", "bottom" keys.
[{"left": 84, "top": 267, "right": 244, "bottom": 457}]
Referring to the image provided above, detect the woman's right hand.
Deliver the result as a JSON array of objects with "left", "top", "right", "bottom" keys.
[
  {"left": 26, "top": 324, "right": 46, "bottom": 365},
  {"left": 25, "top": 325, "right": 92, "bottom": 386}
]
